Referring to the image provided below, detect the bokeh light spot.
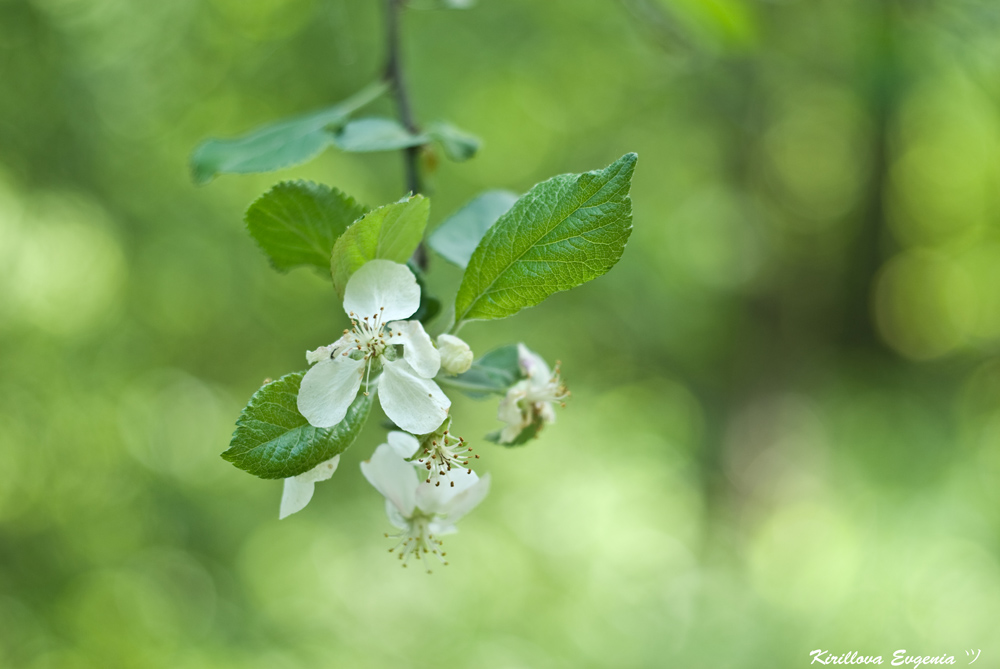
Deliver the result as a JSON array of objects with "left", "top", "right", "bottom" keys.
[{"left": 874, "top": 250, "right": 976, "bottom": 360}]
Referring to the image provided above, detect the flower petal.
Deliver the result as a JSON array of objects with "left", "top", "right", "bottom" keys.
[
  {"left": 415, "top": 468, "right": 478, "bottom": 515},
  {"left": 295, "top": 454, "right": 341, "bottom": 484},
  {"left": 305, "top": 333, "right": 352, "bottom": 365},
  {"left": 498, "top": 382, "right": 529, "bottom": 424},
  {"left": 441, "top": 472, "right": 491, "bottom": 523},
  {"left": 385, "top": 498, "right": 410, "bottom": 530},
  {"left": 278, "top": 455, "right": 341, "bottom": 519},
  {"left": 297, "top": 356, "right": 365, "bottom": 428},
  {"left": 539, "top": 401, "right": 557, "bottom": 425},
  {"left": 517, "top": 343, "right": 551, "bottom": 382},
  {"left": 379, "top": 359, "right": 450, "bottom": 435},
  {"left": 360, "top": 442, "right": 417, "bottom": 518},
  {"left": 428, "top": 521, "right": 459, "bottom": 537},
  {"left": 497, "top": 382, "right": 529, "bottom": 442},
  {"left": 279, "top": 477, "right": 315, "bottom": 519},
  {"left": 388, "top": 320, "right": 440, "bottom": 378},
  {"left": 387, "top": 431, "right": 421, "bottom": 459},
  {"left": 343, "top": 260, "right": 420, "bottom": 323}
]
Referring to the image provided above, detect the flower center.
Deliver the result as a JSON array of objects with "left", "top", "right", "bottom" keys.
[
  {"left": 345, "top": 307, "right": 389, "bottom": 393},
  {"left": 385, "top": 513, "right": 447, "bottom": 573},
  {"left": 524, "top": 362, "right": 570, "bottom": 407},
  {"left": 416, "top": 429, "right": 478, "bottom": 486}
]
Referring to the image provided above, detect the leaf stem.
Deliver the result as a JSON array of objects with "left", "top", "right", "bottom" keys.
[
  {"left": 339, "top": 79, "right": 393, "bottom": 119},
  {"left": 434, "top": 374, "right": 502, "bottom": 395},
  {"left": 384, "top": 0, "right": 429, "bottom": 271}
]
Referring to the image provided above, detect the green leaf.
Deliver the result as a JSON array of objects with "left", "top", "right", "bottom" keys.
[
  {"left": 333, "top": 117, "right": 428, "bottom": 152},
  {"left": 427, "top": 121, "right": 481, "bottom": 162},
  {"left": 190, "top": 81, "right": 387, "bottom": 185},
  {"left": 223, "top": 372, "right": 373, "bottom": 480},
  {"left": 439, "top": 344, "right": 520, "bottom": 399},
  {"left": 330, "top": 195, "right": 431, "bottom": 296},
  {"left": 245, "top": 181, "right": 367, "bottom": 273},
  {"left": 428, "top": 190, "right": 518, "bottom": 268},
  {"left": 454, "top": 153, "right": 637, "bottom": 324}
]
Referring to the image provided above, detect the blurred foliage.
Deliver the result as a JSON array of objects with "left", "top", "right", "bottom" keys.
[{"left": 2, "top": 0, "right": 1000, "bottom": 666}]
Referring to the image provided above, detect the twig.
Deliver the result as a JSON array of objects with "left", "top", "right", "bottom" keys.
[{"left": 384, "top": 0, "right": 428, "bottom": 270}]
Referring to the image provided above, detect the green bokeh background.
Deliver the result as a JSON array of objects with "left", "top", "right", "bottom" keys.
[{"left": 3, "top": 0, "right": 1000, "bottom": 666}]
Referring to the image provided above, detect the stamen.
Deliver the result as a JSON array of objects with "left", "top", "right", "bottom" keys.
[
  {"left": 382, "top": 514, "right": 446, "bottom": 571},
  {"left": 416, "top": 429, "right": 478, "bottom": 487}
]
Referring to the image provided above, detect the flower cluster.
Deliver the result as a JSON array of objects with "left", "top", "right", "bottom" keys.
[{"left": 279, "top": 260, "right": 567, "bottom": 568}]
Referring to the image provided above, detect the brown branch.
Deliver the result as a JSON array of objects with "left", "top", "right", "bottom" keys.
[{"left": 384, "top": 0, "right": 427, "bottom": 270}]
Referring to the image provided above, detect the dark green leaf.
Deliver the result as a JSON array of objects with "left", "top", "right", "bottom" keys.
[
  {"left": 333, "top": 117, "right": 428, "bottom": 152},
  {"left": 330, "top": 195, "right": 430, "bottom": 297},
  {"left": 454, "top": 153, "right": 637, "bottom": 324},
  {"left": 223, "top": 372, "right": 373, "bottom": 479},
  {"left": 245, "top": 181, "right": 366, "bottom": 273},
  {"left": 190, "top": 81, "right": 387, "bottom": 185},
  {"left": 429, "top": 190, "right": 518, "bottom": 268},
  {"left": 427, "top": 121, "right": 481, "bottom": 161}
]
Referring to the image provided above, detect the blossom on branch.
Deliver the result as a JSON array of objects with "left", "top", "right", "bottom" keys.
[
  {"left": 297, "top": 260, "right": 450, "bottom": 435},
  {"left": 496, "top": 344, "right": 569, "bottom": 444}
]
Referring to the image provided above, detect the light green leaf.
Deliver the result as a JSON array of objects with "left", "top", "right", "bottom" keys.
[
  {"left": 427, "top": 121, "right": 481, "bottom": 162},
  {"left": 333, "top": 117, "right": 428, "bottom": 152},
  {"left": 330, "top": 195, "right": 430, "bottom": 296},
  {"left": 438, "top": 344, "right": 520, "bottom": 399},
  {"left": 190, "top": 81, "right": 387, "bottom": 185},
  {"left": 454, "top": 153, "right": 637, "bottom": 324},
  {"left": 429, "top": 190, "right": 518, "bottom": 268},
  {"left": 245, "top": 181, "right": 367, "bottom": 273},
  {"left": 223, "top": 372, "right": 373, "bottom": 480}
]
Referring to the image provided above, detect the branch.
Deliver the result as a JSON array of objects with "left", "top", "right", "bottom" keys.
[
  {"left": 384, "top": 0, "right": 422, "bottom": 196},
  {"left": 384, "top": 0, "right": 428, "bottom": 270}
]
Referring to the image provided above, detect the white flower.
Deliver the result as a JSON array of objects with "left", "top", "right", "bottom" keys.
[
  {"left": 496, "top": 343, "right": 569, "bottom": 444},
  {"left": 436, "top": 334, "right": 473, "bottom": 375},
  {"left": 278, "top": 455, "right": 340, "bottom": 519},
  {"left": 361, "top": 432, "right": 490, "bottom": 571},
  {"left": 297, "top": 260, "right": 451, "bottom": 435}
]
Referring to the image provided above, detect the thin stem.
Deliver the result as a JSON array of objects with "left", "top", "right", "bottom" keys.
[
  {"left": 434, "top": 374, "right": 501, "bottom": 395},
  {"left": 384, "top": 0, "right": 428, "bottom": 271}
]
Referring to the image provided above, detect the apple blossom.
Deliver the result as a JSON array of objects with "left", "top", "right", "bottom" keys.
[
  {"left": 496, "top": 343, "right": 569, "bottom": 444},
  {"left": 297, "top": 260, "right": 450, "bottom": 435},
  {"left": 361, "top": 432, "right": 490, "bottom": 571}
]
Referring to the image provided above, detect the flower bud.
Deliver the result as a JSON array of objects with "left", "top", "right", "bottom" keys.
[{"left": 437, "top": 334, "right": 473, "bottom": 375}]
